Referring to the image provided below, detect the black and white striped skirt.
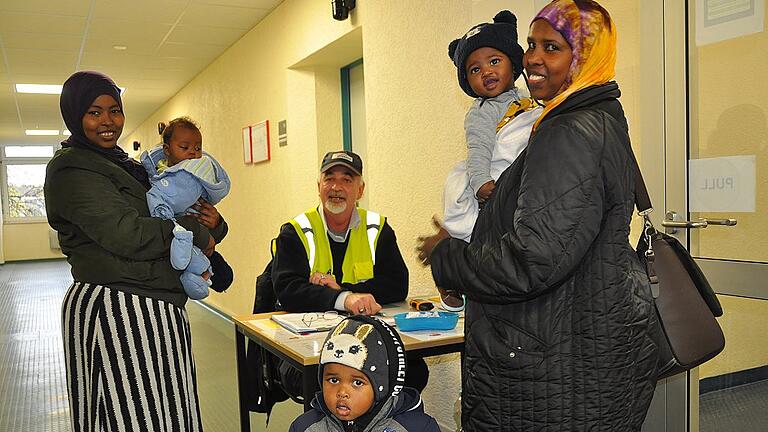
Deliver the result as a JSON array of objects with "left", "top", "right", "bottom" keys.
[{"left": 62, "top": 282, "right": 203, "bottom": 431}]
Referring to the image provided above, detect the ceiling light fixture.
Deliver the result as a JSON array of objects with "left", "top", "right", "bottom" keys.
[
  {"left": 15, "top": 84, "right": 63, "bottom": 94},
  {"left": 113, "top": 45, "right": 128, "bottom": 50},
  {"left": 25, "top": 129, "right": 60, "bottom": 136}
]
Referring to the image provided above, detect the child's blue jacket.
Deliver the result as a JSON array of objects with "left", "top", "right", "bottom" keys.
[{"left": 140, "top": 146, "right": 231, "bottom": 219}]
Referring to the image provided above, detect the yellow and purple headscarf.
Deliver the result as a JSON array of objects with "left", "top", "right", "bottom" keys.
[{"left": 531, "top": 0, "right": 617, "bottom": 130}]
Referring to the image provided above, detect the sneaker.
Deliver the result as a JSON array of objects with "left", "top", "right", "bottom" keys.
[{"left": 438, "top": 287, "right": 465, "bottom": 312}]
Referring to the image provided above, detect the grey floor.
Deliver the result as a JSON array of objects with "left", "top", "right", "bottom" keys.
[
  {"left": 700, "top": 380, "right": 768, "bottom": 432},
  {"left": 0, "top": 259, "right": 302, "bottom": 432}
]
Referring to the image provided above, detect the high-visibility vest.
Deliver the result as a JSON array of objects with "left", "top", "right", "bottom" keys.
[{"left": 289, "top": 207, "right": 383, "bottom": 284}]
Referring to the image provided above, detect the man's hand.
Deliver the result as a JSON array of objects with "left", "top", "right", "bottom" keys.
[
  {"left": 416, "top": 216, "right": 451, "bottom": 266},
  {"left": 309, "top": 271, "right": 341, "bottom": 290},
  {"left": 476, "top": 180, "right": 496, "bottom": 203},
  {"left": 344, "top": 293, "right": 382, "bottom": 316},
  {"left": 191, "top": 199, "right": 221, "bottom": 230}
]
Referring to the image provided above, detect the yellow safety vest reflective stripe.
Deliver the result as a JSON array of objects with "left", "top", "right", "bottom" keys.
[{"left": 289, "top": 207, "right": 383, "bottom": 284}]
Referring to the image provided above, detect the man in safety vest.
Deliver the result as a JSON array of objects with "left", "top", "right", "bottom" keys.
[{"left": 272, "top": 150, "right": 429, "bottom": 391}]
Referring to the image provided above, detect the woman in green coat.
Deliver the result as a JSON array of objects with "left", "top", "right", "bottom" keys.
[{"left": 45, "top": 71, "right": 227, "bottom": 431}]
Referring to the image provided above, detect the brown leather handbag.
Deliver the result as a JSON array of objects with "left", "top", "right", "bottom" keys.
[{"left": 633, "top": 164, "right": 725, "bottom": 380}]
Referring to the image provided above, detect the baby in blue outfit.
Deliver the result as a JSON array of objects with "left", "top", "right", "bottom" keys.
[{"left": 140, "top": 117, "right": 232, "bottom": 299}]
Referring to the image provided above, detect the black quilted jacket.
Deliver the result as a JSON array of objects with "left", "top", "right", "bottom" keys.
[{"left": 432, "top": 83, "right": 659, "bottom": 431}]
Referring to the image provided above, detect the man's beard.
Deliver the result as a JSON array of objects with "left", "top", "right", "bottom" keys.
[{"left": 324, "top": 199, "right": 347, "bottom": 215}]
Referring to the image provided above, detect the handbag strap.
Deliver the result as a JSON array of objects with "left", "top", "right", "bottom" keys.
[
  {"left": 631, "top": 153, "right": 653, "bottom": 215},
  {"left": 629, "top": 150, "right": 660, "bottom": 286}
]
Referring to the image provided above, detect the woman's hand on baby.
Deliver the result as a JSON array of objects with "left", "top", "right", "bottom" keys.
[
  {"left": 191, "top": 199, "right": 221, "bottom": 230},
  {"left": 416, "top": 216, "right": 451, "bottom": 266},
  {"left": 476, "top": 180, "right": 496, "bottom": 202},
  {"left": 203, "top": 235, "right": 216, "bottom": 256}
]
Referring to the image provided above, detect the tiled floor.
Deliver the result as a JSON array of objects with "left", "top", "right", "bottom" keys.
[
  {"left": 700, "top": 380, "right": 768, "bottom": 432},
  {"left": 0, "top": 260, "right": 302, "bottom": 431},
  {"left": 0, "top": 260, "right": 71, "bottom": 432}
]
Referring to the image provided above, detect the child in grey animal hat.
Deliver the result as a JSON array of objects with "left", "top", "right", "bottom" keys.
[{"left": 289, "top": 315, "right": 439, "bottom": 432}]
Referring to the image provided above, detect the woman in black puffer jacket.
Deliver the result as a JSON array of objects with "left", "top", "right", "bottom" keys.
[{"left": 419, "top": 1, "right": 659, "bottom": 430}]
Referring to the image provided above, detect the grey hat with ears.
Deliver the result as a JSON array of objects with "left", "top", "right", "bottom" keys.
[
  {"left": 448, "top": 10, "right": 525, "bottom": 98},
  {"left": 319, "top": 315, "right": 407, "bottom": 403}
]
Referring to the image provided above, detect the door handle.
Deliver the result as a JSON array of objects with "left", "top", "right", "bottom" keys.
[
  {"left": 701, "top": 218, "right": 737, "bottom": 226},
  {"left": 662, "top": 211, "right": 737, "bottom": 234}
]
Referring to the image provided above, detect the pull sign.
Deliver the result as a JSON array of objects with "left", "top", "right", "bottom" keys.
[{"left": 689, "top": 155, "right": 755, "bottom": 212}]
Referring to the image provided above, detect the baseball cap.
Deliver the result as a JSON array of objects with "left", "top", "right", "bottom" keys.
[{"left": 320, "top": 150, "right": 363, "bottom": 176}]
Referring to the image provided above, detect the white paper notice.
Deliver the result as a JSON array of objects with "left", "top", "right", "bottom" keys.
[
  {"left": 242, "top": 126, "right": 252, "bottom": 163},
  {"left": 689, "top": 155, "right": 756, "bottom": 212},
  {"left": 251, "top": 121, "right": 269, "bottom": 163},
  {"left": 696, "top": 0, "right": 765, "bottom": 45}
]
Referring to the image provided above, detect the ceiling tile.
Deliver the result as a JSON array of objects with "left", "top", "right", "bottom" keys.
[
  {"left": 5, "top": 73, "right": 71, "bottom": 87},
  {"left": 78, "top": 55, "right": 206, "bottom": 93},
  {"left": 193, "top": 0, "right": 281, "bottom": 8},
  {"left": 92, "top": 0, "right": 187, "bottom": 24},
  {"left": 16, "top": 116, "right": 63, "bottom": 130},
  {"left": 0, "top": 124, "right": 23, "bottom": 136},
  {"left": 0, "top": 12, "right": 87, "bottom": 35},
  {"left": 79, "top": 52, "right": 159, "bottom": 72},
  {"left": 167, "top": 24, "right": 245, "bottom": 46},
  {"left": 0, "top": 0, "right": 90, "bottom": 16},
  {"left": 2, "top": 32, "right": 82, "bottom": 51},
  {"left": 17, "top": 94, "right": 61, "bottom": 128},
  {"left": 179, "top": 4, "right": 268, "bottom": 30},
  {"left": 125, "top": 101, "right": 165, "bottom": 116},
  {"left": 153, "top": 56, "right": 211, "bottom": 72},
  {"left": 118, "top": 78, "right": 183, "bottom": 91},
  {"left": 0, "top": 130, "right": 64, "bottom": 145},
  {"left": 86, "top": 19, "right": 171, "bottom": 55},
  {"left": 0, "top": 95, "right": 20, "bottom": 121},
  {"left": 156, "top": 42, "right": 225, "bottom": 59},
  {"left": 5, "top": 49, "right": 77, "bottom": 75},
  {"left": 16, "top": 93, "right": 60, "bottom": 105}
]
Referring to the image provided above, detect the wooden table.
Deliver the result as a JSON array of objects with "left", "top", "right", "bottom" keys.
[{"left": 233, "top": 302, "right": 464, "bottom": 432}]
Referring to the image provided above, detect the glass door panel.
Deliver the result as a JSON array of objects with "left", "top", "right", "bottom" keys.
[{"left": 687, "top": 2, "right": 768, "bottom": 431}]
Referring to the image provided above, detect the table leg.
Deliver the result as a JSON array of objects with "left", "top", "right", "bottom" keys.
[
  {"left": 235, "top": 328, "right": 251, "bottom": 432},
  {"left": 302, "top": 364, "right": 319, "bottom": 412}
]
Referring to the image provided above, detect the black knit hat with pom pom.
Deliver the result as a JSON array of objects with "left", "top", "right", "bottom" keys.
[{"left": 448, "top": 10, "right": 524, "bottom": 98}]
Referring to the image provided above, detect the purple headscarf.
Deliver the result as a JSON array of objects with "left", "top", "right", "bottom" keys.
[{"left": 59, "top": 71, "right": 149, "bottom": 189}]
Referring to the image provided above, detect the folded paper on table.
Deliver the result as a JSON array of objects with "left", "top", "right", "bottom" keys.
[{"left": 271, "top": 313, "right": 344, "bottom": 334}]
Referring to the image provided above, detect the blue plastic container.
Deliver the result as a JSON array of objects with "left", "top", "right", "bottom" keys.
[{"left": 393, "top": 311, "right": 459, "bottom": 331}]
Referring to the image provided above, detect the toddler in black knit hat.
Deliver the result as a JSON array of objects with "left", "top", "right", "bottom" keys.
[
  {"left": 445, "top": 9, "right": 541, "bottom": 233},
  {"left": 289, "top": 316, "right": 439, "bottom": 432},
  {"left": 419, "top": 10, "right": 543, "bottom": 312}
]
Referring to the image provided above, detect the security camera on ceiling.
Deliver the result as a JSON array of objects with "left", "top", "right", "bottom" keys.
[{"left": 331, "top": 0, "right": 356, "bottom": 21}]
